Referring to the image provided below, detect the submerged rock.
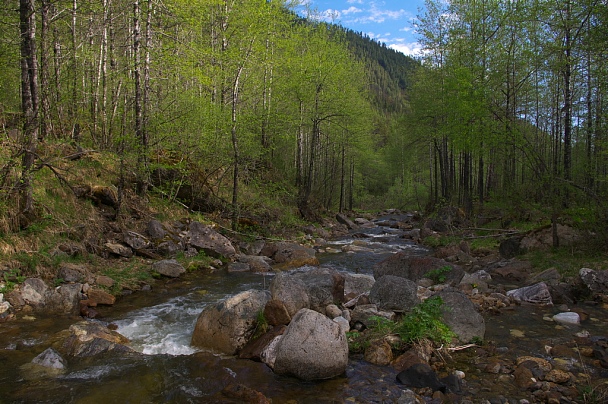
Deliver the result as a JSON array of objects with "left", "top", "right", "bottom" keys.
[{"left": 396, "top": 363, "right": 446, "bottom": 393}]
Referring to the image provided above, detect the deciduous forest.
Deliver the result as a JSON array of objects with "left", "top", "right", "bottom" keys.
[{"left": 1, "top": 0, "right": 607, "bottom": 241}]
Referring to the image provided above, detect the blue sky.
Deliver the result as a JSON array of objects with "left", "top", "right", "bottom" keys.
[{"left": 298, "top": 0, "right": 427, "bottom": 56}]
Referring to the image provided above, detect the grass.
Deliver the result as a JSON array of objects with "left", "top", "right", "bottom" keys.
[{"left": 346, "top": 296, "right": 456, "bottom": 353}]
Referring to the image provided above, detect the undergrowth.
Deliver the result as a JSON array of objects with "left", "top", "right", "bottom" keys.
[{"left": 347, "top": 296, "right": 455, "bottom": 353}]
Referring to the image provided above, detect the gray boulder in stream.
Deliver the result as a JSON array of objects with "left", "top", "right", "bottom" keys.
[
  {"left": 373, "top": 253, "right": 463, "bottom": 285},
  {"left": 191, "top": 289, "right": 270, "bottom": 355},
  {"left": 369, "top": 275, "right": 419, "bottom": 311},
  {"left": 273, "top": 308, "right": 349, "bottom": 380},
  {"left": 435, "top": 289, "right": 485, "bottom": 343}
]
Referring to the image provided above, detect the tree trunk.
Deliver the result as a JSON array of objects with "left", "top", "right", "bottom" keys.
[{"left": 19, "top": 0, "right": 40, "bottom": 224}]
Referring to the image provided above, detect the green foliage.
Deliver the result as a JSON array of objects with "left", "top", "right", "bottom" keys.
[
  {"left": 578, "top": 383, "right": 608, "bottom": 404},
  {"left": 0, "top": 268, "right": 26, "bottom": 293},
  {"left": 347, "top": 297, "right": 455, "bottom": 354},
  {"left": 103, "top": 264, "right": 152, "bottom": 295},
  {"left": 346, "top": 330, "right": 369, "bottom": 353},
  {"left": 252, "top": 310, "right": 269, "bottom": 340},
  {"left": 395, "top": 296, "right": 455, "bottom": 345},
  {"left": 425, "top": 265, "right": 452, "bottom": 284}
]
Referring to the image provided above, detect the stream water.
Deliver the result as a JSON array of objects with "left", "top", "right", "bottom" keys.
[{"left": 1, "top": 215, "right": 607, "bottom": 403}]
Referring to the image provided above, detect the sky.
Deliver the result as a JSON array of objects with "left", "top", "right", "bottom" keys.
[{"left": 298, "top": 0, "right": 427, "bottom": 56}]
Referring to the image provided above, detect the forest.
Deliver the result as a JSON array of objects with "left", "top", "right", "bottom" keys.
[{"left": 1, "top": 0, "right": 607, "bottom": 242}]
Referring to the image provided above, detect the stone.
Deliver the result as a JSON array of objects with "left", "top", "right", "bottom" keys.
[
  {"left": 57, "top": 263, "right": 85, "bottom": 283},
  {"left": 21, "top": 278, "right": 48, "bottom": 308},
  {"left": 260, "top": 242, "right": 319, "bottom": 270},
  {"left": 545, "top": 369, "right": 570, "bottom": 384},
  {"left": 260, "top": 335, "right": 282, "bottom": 369},
  {"left": 350, "top": 304, "right": 395, "bottom": 328},
  {"left": 191, "top": 289, "right": 270, "bottom": 355},
  {"left": 156, "top": 240, "right": 183, "bottom": 257},
  {"left": 104, "top": 242, "right": 133, "bottom": 258},
  {"left": 364, "top": 339, "right": 393, "bottom": 366},
  {"left": 238, "top": 325, "right": 286, "bottom": 361},
  {"left": 333, "top": 316, "right": 350, "bottom": 335},
  {"left": 579, "top": 268, "right": 608, "bottom": 294},
  {"left": 236, "top": 255, "right": 272, "bottom": 273},
  {"left": 32, "top": 348, "right": 67, "bottom": 370},
  {"left": 123, "top": 231, "right": 151, "bottom": 250},
  {"left": 95, "top": 275, "right": 115, "bottom": 288},
  {"left": 273, "top": 308, "right": 349, "bottom": 380},
  {"left": 146, "top": 219, "right": 167, "bottom": 240},
  {"left": 270, "top": 272, "right": 310, "bottom": 317},
  {"left": 436, "top": 288, "right": 485, "bottom": 343},
  {"left": 45, "top": 283, "right": 83, "bottom": 314},
  {"left": 507, "top": 282, "right": 553, "bottom": 305},
  {"left": 336, "top": 213, "right": 358, "bottom": 230},
  {"left": 152, "top": 259, "right": 186, "bottom": 278},
  {"left": 396, "top": 363, "right": 446, "bottom": 392},
  {"left": 187, "top": 221, "right": 237, "bottom": 260},
  {"left": 222, "top": 383, "right": 271, "bottom": 404},
  {"left": 326, "top": 304, "right": 342, "bottom": 318},
  {"left": 369, "top": 275, "right": 419, "bottom": 312},
  {"left": 516, "top": 356, "right": 552, "bottom": 372},
  {"left": 227, "top": 262, "right": 250, "bottom": 272},
  {"left": 552, "top": 312, "right": 580, "bottom": 326},
  {"left": 373, "top": 254, "right": 462, "bottom": 285},
  {"left": 87, "top": 288, "right": 116, "bottom": 305},
  {"left": 343, "top": 273, "right": 375, "bottom": 297},
  {"left": 513, "top": 365, "right": 535, "bottom": 389},
  {"left": 57, "top": 321, "right": 132, "bottom": 357},
  {"left": 263, "top": 299, "right": 292, "bottom": 326}
]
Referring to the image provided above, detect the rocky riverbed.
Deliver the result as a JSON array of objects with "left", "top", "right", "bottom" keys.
[{"left": 1, "top": 210, "right": 607, "bottom": 403}]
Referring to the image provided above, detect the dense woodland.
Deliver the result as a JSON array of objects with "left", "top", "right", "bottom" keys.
[{"left": 1, "top": 0, "right": 607, "bottom": 239}]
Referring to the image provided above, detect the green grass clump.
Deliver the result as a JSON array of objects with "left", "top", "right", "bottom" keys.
[
  {"left": 396, "top": 296, "right": 455, "bottom": 345},
  {"left": 347, "top": 296, "right": 455, "bottom": 354}
]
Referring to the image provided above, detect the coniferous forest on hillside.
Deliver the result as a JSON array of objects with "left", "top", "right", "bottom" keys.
[{"left": 1, "top": 0, "right": 608, "bottom": 246}]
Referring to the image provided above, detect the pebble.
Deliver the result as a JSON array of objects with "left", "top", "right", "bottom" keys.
[{"left": 552, "top": 312, "right": 580, "bottom": 326}]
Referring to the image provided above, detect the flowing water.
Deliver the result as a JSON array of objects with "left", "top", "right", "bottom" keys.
[{"left": 1, "top": 216, "right": 607, "bottom": 403}]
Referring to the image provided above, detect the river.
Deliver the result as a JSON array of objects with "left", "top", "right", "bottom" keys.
[{"left": 1, "top": 215, "right": 607, "bottom": 402}]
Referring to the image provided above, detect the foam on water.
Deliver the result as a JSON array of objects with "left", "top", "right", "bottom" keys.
[{"left": 114, "top": 294, "right": 203, "bottom": 356}]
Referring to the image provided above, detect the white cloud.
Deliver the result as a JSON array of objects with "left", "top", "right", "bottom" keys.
[
  {"left": 343, "top": 6, "right": 362, "bottom": 15},
  {"left": 389, "top": 42, "right": 424, "bottom": 57}
]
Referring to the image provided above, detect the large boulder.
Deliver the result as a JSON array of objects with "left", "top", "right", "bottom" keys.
[
  {"left": 373, "top": 254, "right": 461, "bottom": 284},
  {"left": 343, "top": 273, "right": 375, "bottom": 298},
  {"left": 270, "top": 272, "right": 310, "bottom": 317},
  {"left": 260, "top": 242, "right": 319, "bottom": 270},
  {"left": 269, "top": 268, "right": 345, "bottom": 316},
  {"left": 20, "top": 278, "right": 48, "bottom": 309},
  {"left": 369, "top": 275, "right": 419, "bottom": 312},
  {"left": 435, "top": 289, "right": 485, "bottom": 343},
  {"left": 273, "top": 309, "right": 349, "bottom": 380},
  {"left": 45, "top": 283, "right": 83, "bottom": 314},
  {"left": 191, "top": 289, "right": 270, "bottom": 355},
  {"left": 187, "top": 221, "right": 237, "bottom": 260}
]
